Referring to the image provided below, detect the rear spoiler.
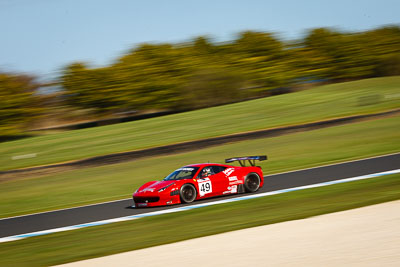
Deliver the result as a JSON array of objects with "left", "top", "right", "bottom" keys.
[{"left": 225, "top": 155, "right": 267, "bottom": 167}]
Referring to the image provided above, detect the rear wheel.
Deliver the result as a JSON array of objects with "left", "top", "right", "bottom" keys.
[
  {"left": 244, "top": 173, "right": 261, "bottom": 193},
  {"left": 180, "top": 184, "right": 197, "bottom": 203}
]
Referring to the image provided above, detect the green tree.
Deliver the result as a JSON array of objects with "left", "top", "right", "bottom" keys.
[
  {"left": 115, "top": 43, "right": 186, "bottom": 110},
  {"left": 0, "top": 73, "right": 41, "bottom": 136},
  {"left": 302, "top": 26, "right": 400, "bottom": 80},
  {"left": 360, "top": 26, "right": 400, "bottom": 77},
  {"left": 183, "top": 67, "right": 244, "bottom": 109},
  {"left": 61, "top": 63, "right": 126, "bottom": 115},
  {"left": 230, "top": 31, "right": 291, "bottom": 94}
]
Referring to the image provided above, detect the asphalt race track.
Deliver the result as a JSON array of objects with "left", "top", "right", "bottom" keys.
[{"left": 1, "top": 153, "right": 399, "bottom": 238}]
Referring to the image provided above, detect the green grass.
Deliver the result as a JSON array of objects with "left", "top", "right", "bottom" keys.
[
  {"left": 1, "top": 76, "right": 400, "bottom": 170},
  {"left": 1, "top": 115, "right": 399, "bottom": 219},
  {"left": 1, "top": 172, "right": 399, "bottom": 267}
]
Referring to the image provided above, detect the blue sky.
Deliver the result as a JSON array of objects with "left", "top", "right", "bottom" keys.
[{"left": 0, "top": 0, "right": 398, "bottom": 79}]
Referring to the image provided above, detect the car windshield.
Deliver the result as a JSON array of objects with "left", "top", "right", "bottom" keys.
[{"left": 163, "top": 167, "right": 199, "bottom": 181}]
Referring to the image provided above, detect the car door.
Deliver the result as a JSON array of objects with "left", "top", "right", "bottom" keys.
[{"left": 197, "top": 166, "right": 227, "bottom": 197}]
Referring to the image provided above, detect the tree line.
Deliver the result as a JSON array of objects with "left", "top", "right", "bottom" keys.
[{"left": 1, "top": 26, "right": 400, "bottom": 136}]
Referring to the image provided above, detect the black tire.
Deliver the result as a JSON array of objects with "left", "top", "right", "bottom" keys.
[
  {"left": 244, "top": 173, "right": 261, "bottom": 193},
  {"left": 180, "top": 184, "right": 197, "bottom": 203}
]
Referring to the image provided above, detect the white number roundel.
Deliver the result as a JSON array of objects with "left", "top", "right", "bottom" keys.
[{"left": 198, "top": 180, "right": 212, "bottom": 196}]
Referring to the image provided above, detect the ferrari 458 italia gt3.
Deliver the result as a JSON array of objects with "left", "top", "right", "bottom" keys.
[{"left": 132, "top": 156, "right": 267, "bottom": 207}]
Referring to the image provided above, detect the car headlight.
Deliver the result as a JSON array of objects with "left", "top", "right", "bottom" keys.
[{"left": 158, "top": 183, "right": 174, "bottom": 192}]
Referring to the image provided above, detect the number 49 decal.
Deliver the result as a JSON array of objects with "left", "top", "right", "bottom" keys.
[{"left": 198, "top": 179, "right": 212, "bottom": 196}]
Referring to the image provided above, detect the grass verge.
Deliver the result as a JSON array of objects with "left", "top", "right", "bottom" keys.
[
  {"left": 1, "top": 172, "right": 400, "bottom": 266},
  {"left": 1, "top": 76, "right": 400, "bottom": 170},
  {"left": 1, "top": 115, "right": 399, "bottom": 218}
]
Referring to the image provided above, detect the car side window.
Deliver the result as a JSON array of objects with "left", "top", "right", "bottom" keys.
[
  {"left": 198, "top": 167, "right": 215, "bottom": 178},
  {"left": 198, "top": 166, "right": 228, "bottom": 178},
  {"left": 211, "top": 166, "right": 227, "bottom": 174}
]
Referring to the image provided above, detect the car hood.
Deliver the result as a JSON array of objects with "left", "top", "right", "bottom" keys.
[{"left": 138, "top": 180, "right": 176, "bottom": 193}]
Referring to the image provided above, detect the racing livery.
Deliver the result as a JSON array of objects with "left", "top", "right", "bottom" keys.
[{"left": 132, "top": 156, "right": 267, "bottom": 207}]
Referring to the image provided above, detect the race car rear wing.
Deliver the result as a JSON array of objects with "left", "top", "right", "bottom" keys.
[{"left": 225, "top": 155, "right": 267, "bottom": 167}]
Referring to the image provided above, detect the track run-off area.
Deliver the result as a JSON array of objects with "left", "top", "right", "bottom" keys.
[{"left": 1, "top": 152, "right": 399, "bottom": 243}]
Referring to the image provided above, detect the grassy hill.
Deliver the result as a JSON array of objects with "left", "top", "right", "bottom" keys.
[
  {"left": 1, "top": 114, "right": 399, "bottom": 218},
  {"left": 1, "top": 76, "right": 399, "bottom": 171}
]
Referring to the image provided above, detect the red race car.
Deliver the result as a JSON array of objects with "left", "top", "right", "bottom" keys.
[{"left": 132, "top": 156, "right": 267, "bottom": 207}]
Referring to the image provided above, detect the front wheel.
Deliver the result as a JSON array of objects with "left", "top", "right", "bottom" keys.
[
  {"left": 180, "top": 184, "right": 197, "bottom": 203},
  {"left": 244, "top": 173, "right": 261, "bottom": 193}
]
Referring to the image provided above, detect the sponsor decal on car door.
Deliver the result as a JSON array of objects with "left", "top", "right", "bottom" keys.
[{"left": 223, "top": 168, "right": 243, "bottom": 191}]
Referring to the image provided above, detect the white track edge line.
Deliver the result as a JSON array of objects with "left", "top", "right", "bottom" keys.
[
  {"left": 1, "top": 168, "right": 399, "bottom": 243},
  {"left": 2, "top": 152, "right": 399, "bottom": 221}
]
